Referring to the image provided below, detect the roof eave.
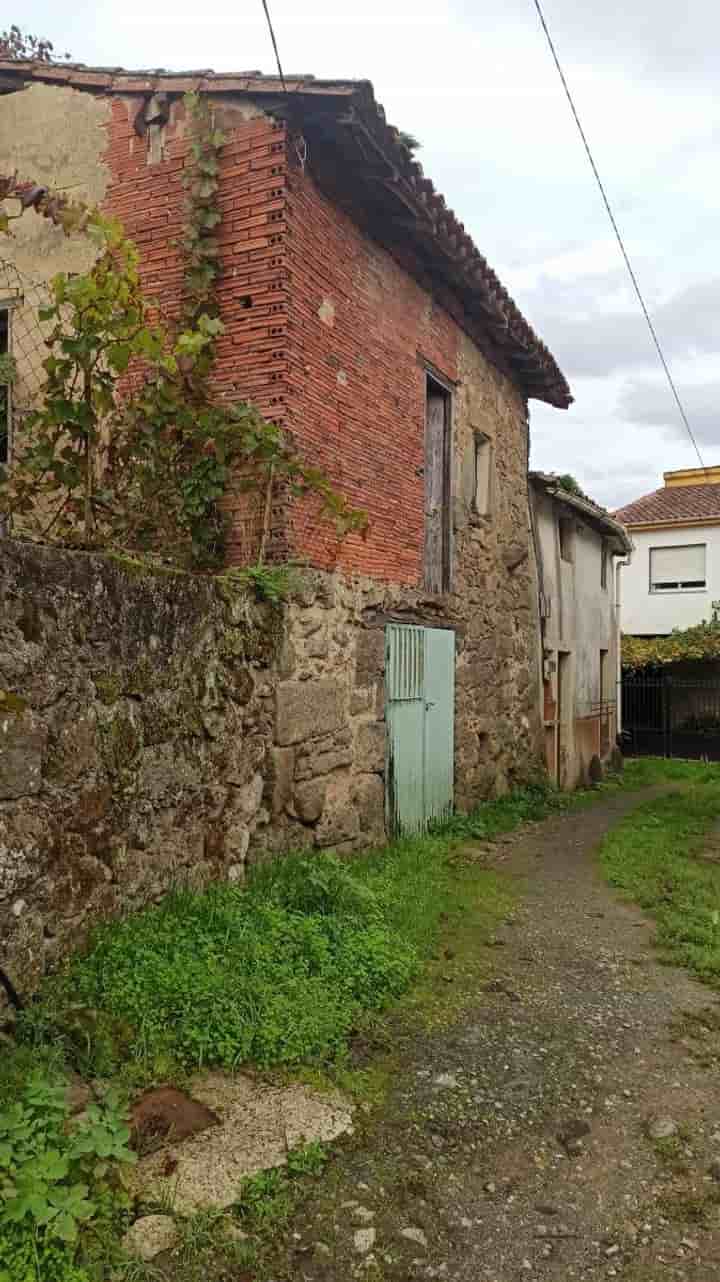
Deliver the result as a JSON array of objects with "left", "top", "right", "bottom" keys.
[
  {"left": 531, "top": 474, "right": 633, "bottom": 554},
  {"left": 0, "top": 60, "right": 571, "bottom": 406}
]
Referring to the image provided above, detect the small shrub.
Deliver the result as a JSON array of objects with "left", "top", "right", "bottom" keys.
[
  {"left": 0, "top": 1074, "right": 135, "bottom": 1280},
  {"left": 221, "top": 563, "right": 302, "bottom": 604}
]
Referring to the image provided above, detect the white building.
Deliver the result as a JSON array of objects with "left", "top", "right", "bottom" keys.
[
  {"left": 615, "top": 467, "right": 720, "bottom": 636},
  {"left": 530, "top": 474, "right": 632, "bottom": 788}
]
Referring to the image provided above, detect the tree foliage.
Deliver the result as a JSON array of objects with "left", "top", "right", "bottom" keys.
[{"left": 0, "top": 24, "right": 68, "bottom": 62}]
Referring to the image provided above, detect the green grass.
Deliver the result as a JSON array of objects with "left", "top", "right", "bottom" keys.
[
  {"left": 16, "top": 824, "right": 517, "bottom": 1088},
  {"left": 600, "top": 761, "right": 720, "bottom": 984},
  {"left": 7, "top": 762, "right": 662, "bottom": 1096}
]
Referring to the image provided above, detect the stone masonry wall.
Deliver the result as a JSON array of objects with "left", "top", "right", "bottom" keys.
[{"left": 0, "top": 540, "right": 278, "bottom": 994}]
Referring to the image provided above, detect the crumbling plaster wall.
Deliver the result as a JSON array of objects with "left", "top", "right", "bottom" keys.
[{"left": 0, "top": 84, "right": 110, "bottom": 417}]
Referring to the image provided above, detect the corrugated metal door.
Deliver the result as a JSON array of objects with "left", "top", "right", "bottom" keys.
[
  {"left": 385, "top": 624, "right": 454, "bottom": 835},
  {"left": 423, "top": 626, "right": 455, "bottom": 824}
]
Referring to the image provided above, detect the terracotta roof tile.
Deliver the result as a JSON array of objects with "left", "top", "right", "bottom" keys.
[{"left": 614, "top": 484, "right": 720, "bottom": 526}]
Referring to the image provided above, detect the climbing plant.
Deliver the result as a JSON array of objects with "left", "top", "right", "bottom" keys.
[
  {"left": 181, "top": 93, "right": 225, "bottom": 327},
  {"left": 0, "top": 97, "right": 367, "bottom": 568},
  {"left": 622, "top": 617, "right": 720, "bottom": 671}
]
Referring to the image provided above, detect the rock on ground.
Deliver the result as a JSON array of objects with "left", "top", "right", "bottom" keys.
[
  {"left": 129, "top": 1072, "right": 353, "bottom": 1214},
  {"left": 122, "top": 1214, "right": 178, "bottom": 1261}
]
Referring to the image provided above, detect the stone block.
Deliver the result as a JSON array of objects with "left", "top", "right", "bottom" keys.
[
  {"left": 315, "top": 800, "right": 360, "bottom": 848},
  {"left": 224, "top": 822, "right": 250, "bottom": 867},
  {"left": 293, "top": 780, "right": 327, "bottom": 824},
  {"left": 352, "top": 774, "right": 385, "bottom": 839},
  {"left": 0, "top": 711, "right": 46, "bottom": 801},
  {"left": 138, "top": 744, "right": 199, "bottom": 801},
  {"left": 276, "top": 679, "right": 346, "bottom": 746},
  {"left": 355, "top": 628, "right": 385, "bottom": 687},
  {"left": 350, "top": 686, "right": 374, "bottom": 716},
  {"left": 354, "top": 721, "right": 385, "bottom": 773},
  {"left": 294, "top": 733, "right": 354, "bottom": 781},
  {"left": 44, "top": 711, "right": 98, "bottom": 786},
  {"left": 234, "top": 772, "right": 264, "bottom": 818},
  {"left": 270, "top": 746, "right": 295, "bottom": 814}
]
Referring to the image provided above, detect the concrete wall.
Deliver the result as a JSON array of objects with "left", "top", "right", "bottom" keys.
[
  {"left": 622, "top": 524, "right": 720, "bottom": 635},
  {"left": 533, "top": 488, "right": 619, "bottom": 788}
]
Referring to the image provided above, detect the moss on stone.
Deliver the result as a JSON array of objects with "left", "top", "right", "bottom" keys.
[
  {"left": 94, "top": 673, "right": 122, "bottom": 706},
  {"left": 105, "top": 550, "right": 188, "bottom": 581},
  {"left": 0, "top": 690, "right": 28, "bottom": 717},
  {"left": 99, "top": 712, "right": 141, "bottom": 776},
  {"left": 125, "top": 659, "right": 156, "bottom": 698}
]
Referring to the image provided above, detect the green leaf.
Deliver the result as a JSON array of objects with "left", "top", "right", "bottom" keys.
[{"left": 53, "top": 1211, "right": 79, "bottom": 1242}]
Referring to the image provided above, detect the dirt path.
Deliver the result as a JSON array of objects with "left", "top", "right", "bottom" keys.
[{"left": 262, "top": 788, "right": 720, "bottom": 1282}]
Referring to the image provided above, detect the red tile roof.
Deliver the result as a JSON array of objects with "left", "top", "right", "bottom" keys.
[
  {"left": 614, "top": 484, "right": 720, "bottom": 526},
  {"left": 0, "top": 60, "right": 572, "bottom": 409}
]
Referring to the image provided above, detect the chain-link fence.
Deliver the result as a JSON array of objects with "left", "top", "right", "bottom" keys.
[{"left": 1, "top": 258, "right": 53, "bottom": 465}]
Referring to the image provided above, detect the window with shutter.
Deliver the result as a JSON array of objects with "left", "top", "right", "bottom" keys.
[{"left": 649, "top": 544, "right": 706, "bottom": 592}]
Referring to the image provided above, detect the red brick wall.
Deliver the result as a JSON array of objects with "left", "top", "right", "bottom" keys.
[
  {"left": 102, "top": 99, "right": 291, "bottom": 564},
  {"left": 283, "top": 164, "right": 460, "bottom": 584},
  {"left": 101, "top": 100, "right": 475, "bottom": 582}
]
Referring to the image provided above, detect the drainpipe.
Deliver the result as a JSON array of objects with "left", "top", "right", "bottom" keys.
[{"left": 615, "top": 557, "right": 629, "bottom": 736}]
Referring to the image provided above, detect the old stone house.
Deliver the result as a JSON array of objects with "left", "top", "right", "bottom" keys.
[
  {"left": 0, "top": 61, "right": 573, "bottom": 978},
  {"left": 530, "top": 474, "right": 632, "bottom": 788}
]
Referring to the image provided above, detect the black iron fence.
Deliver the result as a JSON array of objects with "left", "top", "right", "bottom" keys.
[{"left": 621, "top": 675, "right": 720, "bottom": 761}]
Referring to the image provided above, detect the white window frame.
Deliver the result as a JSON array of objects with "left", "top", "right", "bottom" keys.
[{"left": 649, "top": 543, "right": 707, "bottom": 594}]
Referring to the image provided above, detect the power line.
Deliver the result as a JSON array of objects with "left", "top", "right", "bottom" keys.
[
  {"left": 531, "top": 0, "right": 706, "bottom": 471},
  {"left": 260, "top": 0, "right": 287, "bottom": 92}
]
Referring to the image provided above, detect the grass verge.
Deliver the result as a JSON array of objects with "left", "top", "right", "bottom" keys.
[
  {"left": 0, "top": 760, "right": 665, "bottom": 1280},
  {"left": 600, "top": 760, "right": 720, "bottom": 984}
]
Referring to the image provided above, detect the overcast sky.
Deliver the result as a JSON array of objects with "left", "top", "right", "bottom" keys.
[{"left": 17, "top": 0, "right": 720, "bottom": 510}]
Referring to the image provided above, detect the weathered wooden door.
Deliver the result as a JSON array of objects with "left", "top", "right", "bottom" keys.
[
  {"left": 385, "top": 624, "right": 455, "bottom": 835},
  {"left": 424, "top": 377, "right": 451, "bottom": 593}
]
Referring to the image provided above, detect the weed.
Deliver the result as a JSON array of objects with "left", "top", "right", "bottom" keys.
[
  {"left": 432, "top": 781, "right": 574, "bottom": 840},
  {"left": 657, "top": 1189, "right": 720, "bottom": 1225},
  {"left": 285, "top": 1139, "right": 327, "bottom": 1179},
  {"left": 651, "top": 1135, "right": 691, "bottom": 1174},
  {"left": 0, "top": 1041, "right": 67, "bottom": 1111},
  {"left": 234, "top": 1141, "right": 328, "bottom": 1236},
  {"left": 235, "top": 1166, "right": 293, "bottom": 1230},
  {"left": 174, "top": 1208, "right": 227, "bottom": 1258},
  {"left": 115, "top": 1260, "right": 166, "bottom": 1282},
  {"left": 220, "top": 563, "right": 302, "bottom": 604}
]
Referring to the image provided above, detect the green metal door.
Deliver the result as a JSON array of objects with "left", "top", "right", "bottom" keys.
[{"left": 385, "top": 624, "right": 455, "bottom": 835}]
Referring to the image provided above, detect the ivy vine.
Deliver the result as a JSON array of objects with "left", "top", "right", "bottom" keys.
[{"left": 181, "top": 93, "right": 224, "bottom": 326}]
